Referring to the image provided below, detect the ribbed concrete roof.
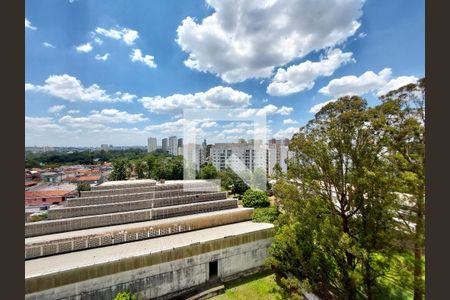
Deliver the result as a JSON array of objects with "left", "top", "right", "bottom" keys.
[{"left": 25, "top": 221, "right": 273, "bottom": 278}]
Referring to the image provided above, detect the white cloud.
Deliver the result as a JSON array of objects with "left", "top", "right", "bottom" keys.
[
  {"left": 267, "top": 48, "right": 354, "bottom": 96},
  {"left": 283, "top": 118, "right": 298, "bottom": 125},
  {"left": 95, "top": 53, "right": 110, "bottom": 61},
  {"left": 273, "top": 126, "right": 299, "bottom": 139},
  {"left": 130, "top": 49, "right": 157, "bottom": 68},
  {"left": 67, "top": 110, "right": 80, "bottom": 114},
  {"left": 59, "top": 109, "right": 148, "bottom": 128},
  {"left": 93, "top": 37, "right": 103, "bottom": 45},
  {"left": 139, "top": 86, "right": 251, "bottom": 114},
  {"left": 43, "top": 42, "right": 55, "bottom": 48},
  {"left": 237, "top": 104, "right": 293, "bottom": 118},
  {"left": 201, "top": 121, "right": 218, "bottom": 128},
  {"left": 76, "top": 43, "right": 93, "bottom": 53},
  {"left": 95, "top": 27, "right": 139, "bottom": 45},
  {"left": 176, "top": 0, "right": 363, "bottom": 83},
  {"left": 319, "top": 68, "right": 418, "bottom": 98},
  {"left": 25, "top": 18, "right": 37, "bottom": 30},
  {"left": 48, "top": 105, "right": 65, "bottom": 113},
  {"left": 376, "top": 75, "right": 419, "bottom": 97},
  {"left": 25, "top": 74, "right": 137, "bottom": 103},
  {"left": 309, "top": 99, "right": 337, "bottom": 114}
]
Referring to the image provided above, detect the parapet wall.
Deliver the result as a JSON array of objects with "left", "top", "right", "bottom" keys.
[
  {"left": 25, "top": 208, "right": 253, "bottom": 259},
  {"left": 25, "top": 199, "right": 238, "bottom": 237},
  {"left": 50, "top": 192, "right": 227, "bottom": 219}
]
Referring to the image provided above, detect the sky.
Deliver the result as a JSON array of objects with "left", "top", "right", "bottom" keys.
[{"left": 25, "top": 0, "right": 424, "bottom": 147}]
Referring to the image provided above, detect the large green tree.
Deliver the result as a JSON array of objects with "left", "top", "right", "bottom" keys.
[
  {"left": 198, "top": 163, "right": 218, "bottom": 179},
  {"left": 378, "top": 79, "right": 425, "bottom": 300},
  {"left": 269, "top": 96, "right": 400, "bottom": 299}
]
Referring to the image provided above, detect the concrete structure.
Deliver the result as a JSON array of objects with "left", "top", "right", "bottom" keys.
[
  {"left": 168, "top": 136, "right": 178, "bottom": 156},
  {"left": 147, "top": 137, "right": 157, "bottom": 153},
  {"left": 25, "top": 179, "right": 274, "bottom": 300},
  {"left": 161, "top": 138, "right": 168, "bottom": 152}
]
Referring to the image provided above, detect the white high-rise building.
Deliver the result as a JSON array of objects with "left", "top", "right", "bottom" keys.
[
  {"left": 210, "top": 141, "right": 266, "bottom": 173},
  {"left": 147, "top": 137, "right": 157, "bottom": 153},
  {"left": 267, "top": 143, "right": 289, "bottom": 175},
  {"left": 168, "top": 136, "right": 178, "bottom": 156}
]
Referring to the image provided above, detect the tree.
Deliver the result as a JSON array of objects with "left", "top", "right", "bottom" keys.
[
  {"left": 198, "top": 163, "right": 218, "bottom": 179},
  {"left": 378, "top": 78, "right": 425, "bottom": 300},
  {"left": 242, "top": 189, "right": 270, "bottom": 208},
  {"left": 273, "top": 162, "right": 284, "bottom": 180},
  {"left": 133, "top": 159, "right": 146, "bottom": 179},
  {"left": 76, "top": 182, "right": 91, "bottom": 197},
  {"left": 109, "top": 159, "right": 131, "bottom": 181},
  {"left": 269, "top": 96, "right": 400, "bottom": 299},
  {"left": 251, "top": 206, "right": 280, "bottom": 223}
]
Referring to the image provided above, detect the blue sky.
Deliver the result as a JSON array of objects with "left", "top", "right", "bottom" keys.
[{"left": 25, "top": 0, "right": 424, "bottom": 147}]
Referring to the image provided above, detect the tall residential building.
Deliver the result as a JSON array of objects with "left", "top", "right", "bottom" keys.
[
  {"left": 162, "top": 138, "right": 168, "bottom": 152},
  {"left": 177, "top": 138, "right": 183, "bottom": 148},
  {"left": 168, "top": 136, "right": 178, "bottom": 156},
  {"left": 210, "top": 141, "right": 266, "bottom": 173},
  {"left": 147, "top": 137, "right": 157, "bottom": 153},
  {"left": 267, "top": 143, "right": 289, "bottom": 175}
]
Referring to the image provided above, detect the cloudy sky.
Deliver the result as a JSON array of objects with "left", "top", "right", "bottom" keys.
[{"left": 25, "top": 0, "right": 424, "bottom": 147}]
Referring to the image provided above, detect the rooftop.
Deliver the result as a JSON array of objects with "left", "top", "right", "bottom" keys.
[{"left": 25, "top": 221, "right": 273, "bottom": 278}]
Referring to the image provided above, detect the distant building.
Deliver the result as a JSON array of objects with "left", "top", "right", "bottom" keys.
[
  {"left": 147, "top": 137, "right": 157, "bottom": 153},
  {"left": 162, "top": 138, "right": 168, "bottom": 152},
  {"left": 210, "top": 141, "right": 266, "bottom": 172},
  {"left": 168, "top": 136, "right": 178, "bottom": 156},
  {"left": 267, "top": 143, "right": 289, "bottom": 175},
  {"left": 100, "top": 144, "right": 110, "bottom": 151},
  {"left": 178, "top": 138, "right": 183, "bottom": 148}
]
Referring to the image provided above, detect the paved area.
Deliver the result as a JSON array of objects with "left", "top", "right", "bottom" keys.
[{"left": 25, "top": 221, "right": 273, "bottom": 278}]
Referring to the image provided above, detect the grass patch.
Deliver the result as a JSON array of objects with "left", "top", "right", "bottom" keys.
[{"left": 211, "top": 271, "right": 282, "bottom": 300}]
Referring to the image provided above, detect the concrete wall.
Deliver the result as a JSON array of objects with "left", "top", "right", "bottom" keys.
[
  {"left": 25, "top": 199, "right": 238, "bottom": 237},
  {"left": 25, "top": 233, "right": 273, "bottom": 300},
  {"left": 25, "top": 208, "right": 253, "bottom": 259},
  {"left": 50, "top": 192, "right": 227, "bottom": 219}
]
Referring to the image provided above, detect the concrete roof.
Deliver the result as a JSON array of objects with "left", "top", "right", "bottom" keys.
[
  {"left": 25, "top": 208, "right": 253, "bottom": 245},
  {"left": 98, "top": 179, "right": 156, "bottom": 187},
  {"left": 25, "top": 221, "right": 273, "bottom": 278}
]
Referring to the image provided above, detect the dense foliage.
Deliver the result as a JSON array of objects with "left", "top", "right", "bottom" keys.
[
  {"left": 113, "top": 291, "right": 137, "bottom": 300},
  {"left": 267, "top": 79, "right": 425, "bottom": 300},
  {"left": 242, "top": 189, "right": 270, "bottom": 208},
  {"left": 25, "top": 148, "right": 151, "bottom": 168},
  {"left": 251, "top": 207, "right": 280, "bottom": 223}
]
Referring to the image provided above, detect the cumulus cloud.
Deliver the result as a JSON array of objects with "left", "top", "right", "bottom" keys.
[
  {"left": 67, "top": 110, "right": 80, "bottom": 114},
  {"left": 139, "top": 86, "right": 251, "bottom": 114},
  {"left": 319, "top": 68, "right": 418, "bottom": 97},
  {"left": 25, "top": 18, "right": 37, "bottom": 30},
  {"left": 76, "top": 43, "right": 93, "bottom": 53},
  {"left": 43, "top": 42, "right": 55, "bottom": 48},
  {"left": 48, "top": 105, "right": 66, "bottom": 113},
  {"left": 267, "top": 49, "right": 354, "bottom": 96},
  {"left": 309, "top": 99, "right": 337, "bottom": 114},
  {"left": 95, "top": 27, "right": 139, "bottom": 45},
  {"left": 95, "top": 53, "right": 110, "bottom": 61},
  {"left": 176, "top": 0, "right": 363, "bottom": 83},
  {"left": 25, "top": 74, "right": 137, "bottom": 103},
  {"left": 130, "top": 49, "right": 157, "bottom": 68},
  {"left": 283, "top": 118, "right": 298, "bottom": 125},
  {"left": 237, "top": 104, "right": 293, "bottom": 118},
  {"left": 59, "top": 109, "right": 147, "bottom": 128},
  {"left": 273, "top": 126, "right": 299, "bottom": 139}
]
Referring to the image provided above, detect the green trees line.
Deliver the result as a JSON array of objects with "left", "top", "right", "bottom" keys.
[{"left": 268, "top": 79, "right": 425, "bottom": 300}]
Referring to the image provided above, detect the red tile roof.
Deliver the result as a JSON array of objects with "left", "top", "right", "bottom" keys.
[{"left": 78, "top": 175, "right": 101, "bottom": 181}]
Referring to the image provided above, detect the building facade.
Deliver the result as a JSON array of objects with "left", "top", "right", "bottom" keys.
[
  {"left": 147, "top": 137, "right": 157, "bottom": 153},
  {"left": 161, "top": 138, "right": 168, "bottom": 152},
  {"left": 168, "top": 136, "right": 178, "bottom": 156}
]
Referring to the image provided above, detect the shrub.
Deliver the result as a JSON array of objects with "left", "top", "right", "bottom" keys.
[
  {"left": 114, "top": 291, "right": 137, "bottom": 300},
  {"left": 242, "top": 189, "right": 270, "bottom": 208},
  {"left": 251, "top": 206, "right": 280, "bottom": 223}
]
